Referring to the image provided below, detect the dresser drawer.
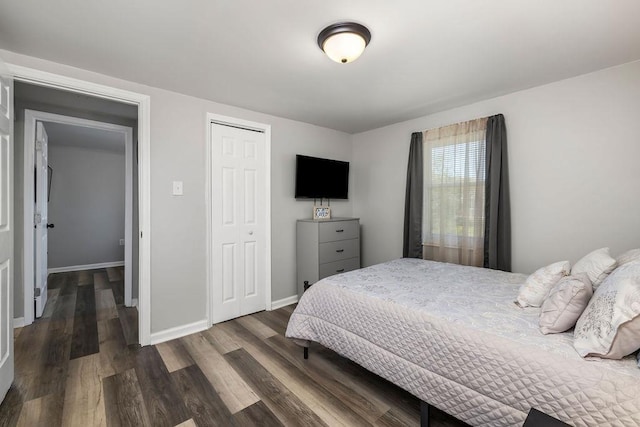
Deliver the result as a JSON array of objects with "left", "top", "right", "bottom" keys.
[
  {"left": 318, "top": 239, "right": 359, "bottom": 264},
  {"left": 297, "top": 218, "right": 360, "bottom": 297},
  {"left": 319, "top": 257, "right": 360, "bottom": 279},
  {"left": 318, "top": 220, "right": 359, "bottom": 243}
]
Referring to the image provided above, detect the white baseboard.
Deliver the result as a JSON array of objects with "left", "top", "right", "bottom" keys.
[
  {"left": 270, "top": 294, "right": 299, "bottom": 310},
  {"left": 13, "top": 317, "right": 25, "bottom": 328},
  {"left": 47, "top": 261, "right": 125, "bottom": 274},
  {"left": 150, "top": 296, "right": 297, "bottom": 345},
  {"left": 149, "top": 319, "right": 209, "bottom": 345}
]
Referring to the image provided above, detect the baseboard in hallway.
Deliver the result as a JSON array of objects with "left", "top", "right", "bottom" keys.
[{"left": 47, "top": 261, "right": 125, "bottom": 275}]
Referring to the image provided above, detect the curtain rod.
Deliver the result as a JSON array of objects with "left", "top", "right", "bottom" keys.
[{"left": 411, "top": 114, "right": 493, "bottom": 135}]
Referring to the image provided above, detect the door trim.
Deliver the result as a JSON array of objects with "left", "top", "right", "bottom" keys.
[
  {"left": 9, "top": 64, "right": 152, "bottom": 345},
  {"left": 23, "top": 110, "right": 134, "bottom": 319},
  {"left": 206, "top": 113, "right": 272, "bottom": 327}
]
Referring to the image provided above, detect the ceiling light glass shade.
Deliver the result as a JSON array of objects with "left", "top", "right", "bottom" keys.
[
  {"left": 322, "top": 32, "right": 366, "bottom": 64},
  {"left": 318, "top": 22, "right": 371, "bottom": 64}
]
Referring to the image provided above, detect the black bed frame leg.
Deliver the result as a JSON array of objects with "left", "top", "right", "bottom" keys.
[
  {"left": 303, "top": 347, "right": 309, "bottom": 359},
  {"left": 420, "top": 401, "right": 430, "bottom": 427}
]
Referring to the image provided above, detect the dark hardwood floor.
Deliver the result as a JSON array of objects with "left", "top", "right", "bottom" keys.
[{"left": 0, "top": 271, "right": 468, "bottom": 427}]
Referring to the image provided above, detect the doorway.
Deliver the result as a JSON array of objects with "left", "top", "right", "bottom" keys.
[
  {"left": 9, "top": 65, "right": 151, "bottom": 345},
  {"left": 24, "top": 110, "right": 135, "bottom": 324}
]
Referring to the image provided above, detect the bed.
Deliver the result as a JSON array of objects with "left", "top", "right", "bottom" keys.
[{"left": 285, "top": 258, "right": 640, "bottom": 426}]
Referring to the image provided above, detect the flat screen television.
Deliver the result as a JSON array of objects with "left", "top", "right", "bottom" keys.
[{"left": 295, "top": 155, "right": 349, "bottom": 199}]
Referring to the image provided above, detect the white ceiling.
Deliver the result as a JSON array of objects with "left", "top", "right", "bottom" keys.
[
  {"left": 43, "top": 122, "right": 125, "bottom": 154},
  {"left": 1, "top": 0, "right": 639, "bottom": 133}
]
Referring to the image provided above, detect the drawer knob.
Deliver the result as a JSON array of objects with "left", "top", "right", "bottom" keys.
[
  {"left": 336, "top": 268, "right": 345, "bottom": 273},
  {"left": 335, "top": 229, "right": 344, "bottom": 233},
  {"left": 336, "top": 249, "right": 344, "bottom": 253}
]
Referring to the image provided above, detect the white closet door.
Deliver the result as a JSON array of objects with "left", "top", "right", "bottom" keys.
[{"left": 211, "top": 123, "right": 266, "bottom": 323}]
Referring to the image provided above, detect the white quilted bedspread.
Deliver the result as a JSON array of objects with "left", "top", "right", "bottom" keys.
[{"left": 285, "top": 258, "right": 640, "bottom": 427}]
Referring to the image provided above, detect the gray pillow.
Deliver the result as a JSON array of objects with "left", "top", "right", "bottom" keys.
[{"left": 539, "top": 273, "right": 592, "bottom": 335}]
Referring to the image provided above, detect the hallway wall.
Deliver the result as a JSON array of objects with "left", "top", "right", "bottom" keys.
[{"left": 47, "top": 143, "right": 125, "bottom": 268}]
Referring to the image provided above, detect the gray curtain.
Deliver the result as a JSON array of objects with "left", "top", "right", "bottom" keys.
[
  {"left": 483, "top": 114, "right": 511, "bottom": 271},
  {"left": 403, "top": 132, "right": 423, "bottom": 258}
]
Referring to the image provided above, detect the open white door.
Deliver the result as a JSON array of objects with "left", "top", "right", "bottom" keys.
[
  {"left": 34, "top": 122, "right": 49, "bottom": 318},
  {"left": 0, "top": 56, "right": 14, "bottom": 403}
]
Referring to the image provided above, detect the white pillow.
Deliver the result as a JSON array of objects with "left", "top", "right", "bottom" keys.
[
  {"left": 539, "top": 273, "right": 592, "bottom": 335},
  {"left": 516, "top": 261, "right": 570, "bottom": 308},
  {"left": 573, "top": 262, "right": 640, "bottom": 359},
  {"left": 617, "top": 248, "right": 640, "bottom": 268},
  {"left": 572, "top": 247, "right": 617, "bottom": 289}
]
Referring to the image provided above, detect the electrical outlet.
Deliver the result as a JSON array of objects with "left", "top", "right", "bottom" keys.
[{"left": 119, "top": 239, "right": 125, "bottom": 246}]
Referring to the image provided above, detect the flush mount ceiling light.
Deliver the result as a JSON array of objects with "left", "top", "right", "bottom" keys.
[{"left": 317, "top": 22, "right": 371, "bottom": 64}]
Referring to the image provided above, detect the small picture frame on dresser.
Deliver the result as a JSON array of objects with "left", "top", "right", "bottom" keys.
[{"left": 313, "top": 206, "right": 331, "bottom": 220}]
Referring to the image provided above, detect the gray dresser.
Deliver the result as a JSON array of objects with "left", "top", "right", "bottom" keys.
[{"left": 296, "top": 217, "right": 360, "bottom": 297}]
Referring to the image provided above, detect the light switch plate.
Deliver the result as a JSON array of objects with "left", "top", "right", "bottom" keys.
[
  {"left": 119, "top": 239, "right": 125, "bottom": 246},
  {"left": 172, "top": 181, "right": 183, "bottom": 196}
]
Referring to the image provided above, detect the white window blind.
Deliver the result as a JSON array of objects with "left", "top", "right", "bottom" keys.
[{"left": 422, "top": 117, "right": 487, "bottom": 266}]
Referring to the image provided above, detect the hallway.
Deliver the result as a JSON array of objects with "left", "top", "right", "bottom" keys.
[{"left": 0, "top": 267, "right": 138, "bottom": 424}]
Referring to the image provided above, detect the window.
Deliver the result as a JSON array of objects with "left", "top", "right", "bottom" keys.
[{"left": 422, "top": 118, "right": 487, "bottom": 266}]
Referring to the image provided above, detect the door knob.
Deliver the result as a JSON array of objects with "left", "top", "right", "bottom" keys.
[{"left": 46, "top": 223, "right": 55, "bottom": 229}]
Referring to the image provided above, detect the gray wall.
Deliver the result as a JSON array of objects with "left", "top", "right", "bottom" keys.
[
  {"left": 47, "top": 143, "right": 125, "bottom": 268},
  {"left": 8, "top": 48, "right": 639, "bottom": 338},
  {"left": 3, "top": 49, "right": 353, "bottom": 334},
  {"left": 351, "top": 60, "right": 640, "bottom": 274},
  {"left": 12, "top": 86, "right": 138, "bottom": 318}
]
